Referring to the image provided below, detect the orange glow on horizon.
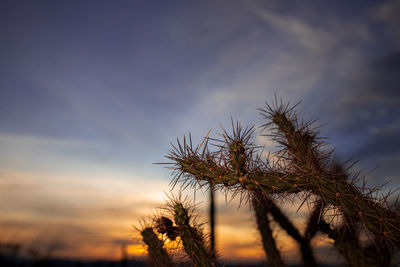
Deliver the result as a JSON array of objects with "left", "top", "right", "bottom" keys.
[{"left": 1, "top": 168, "right": 340, "bottom": 264}]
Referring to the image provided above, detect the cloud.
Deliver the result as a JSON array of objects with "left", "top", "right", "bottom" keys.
[
  {"left": 254, "top": 9, "right": 335, "bottom": 52},
  {"left": 0, "top": 168, "right": 172, "bottom": 259},
  {"left": 296, "top": 47, "right": 400, "bottom": 190},
  {"left": 176, "top": 2, "right": 374, "bottom": 134},
  {"left": 372, "top": 50, "right": 400, "bottom": 71},
  {"left": 330, "top": 51, "right": 400, "bottom": 151},
  {"left": 254, "top": 4, "right": 371, "bottom": 53},
  {"left": 370, "top": 1, "right": 400, "bottom": 43}
]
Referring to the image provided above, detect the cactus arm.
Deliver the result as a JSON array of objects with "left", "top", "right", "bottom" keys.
[
  {"left": 141, "top": 227, "right": 174, "bottom": 267},
  {"left": 304, "top": 199, "right": 324, "bottom": 240},
  {"left": 364, "top": 240, "right": 392, "bottom": 267},
  {"left": 178, "top": 156, "right": 304, "bottom": 193},
  {"left": 252, "top": 195, "right": 286, "bottom": 267},
  {"left": 231, "top": 134, "right": 315, "bottom": 266},
  {"left": 305, "top": 201, "right": 385, "bottom": 266},
  {"left": 171, "top": 140, "right": 400, "bottom": 249},
  {"left": 173, "top": 203, "right": 216, "bottom": 267},
  {"left": 318, "top": 220, "right": 392, "bottom": 267},
  {"left": 268, "top": 108, "right": 394, "bottom": 266},
  {"left": 268, "top": 111, "right": 324, "bottom": 173},
  {"left": 173, "top": 149, "right": 400, "bottom": 247},
  {"left": 268, "top": 109, "right": 400, "bottom": 248},
  {"left": 263, "top": 196, "right": 317, "bottom": 267},
  {"left": 318, "top": 221, "right": 365, "bottom": 267}
]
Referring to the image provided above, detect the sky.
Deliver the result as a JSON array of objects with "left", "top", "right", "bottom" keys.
[{"left": 0, "top": 0, "right": 399, "bottom": 264}]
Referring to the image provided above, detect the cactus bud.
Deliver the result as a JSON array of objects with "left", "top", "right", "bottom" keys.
[
  {"left": 155, "top": 216, "right": 179, "bottom": 241},
  {"left": 155, "top": 216, "right": 173, "bottom": 234}
]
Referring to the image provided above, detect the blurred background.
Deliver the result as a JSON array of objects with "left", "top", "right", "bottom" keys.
[{"left": 0, "top": 0, "right": 399, "bottom": 265}]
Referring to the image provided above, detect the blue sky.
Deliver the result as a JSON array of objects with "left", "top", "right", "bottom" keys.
[{"left": 0, "top": 0, "right": 399, "bottom": 263}]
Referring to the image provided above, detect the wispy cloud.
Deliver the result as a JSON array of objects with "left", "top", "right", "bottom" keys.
[
  {"left": 370, "top": 1, "right": 400, "bottom": 43},
  {"left": 0, "top": 168, "right": 172, "bottom": 259}
]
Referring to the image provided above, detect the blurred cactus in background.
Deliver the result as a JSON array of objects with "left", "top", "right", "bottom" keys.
[
  {"left": 139, "top": 99, "right": 399, "bottom": 266},
  {"left": 139, "top": 196, "right": 216, "bottom": 267},
  {"left": 141, "top": 227, "right": 174, "bottom": 267}
]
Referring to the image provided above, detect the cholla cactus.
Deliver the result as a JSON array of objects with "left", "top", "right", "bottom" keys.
[
  {"left": 160, "top": 99, "right": 399, "bottom": 266},
  {"left": 138, "top": 196, "right": 216, "bottom": 267},
  {"left": 170, "top": 201, "right": 215, "bottom": 267}
]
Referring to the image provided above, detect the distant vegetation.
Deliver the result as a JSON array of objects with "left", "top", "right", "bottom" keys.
[{"left": 139, "top": 99, "right": 400, "bottom": 266}]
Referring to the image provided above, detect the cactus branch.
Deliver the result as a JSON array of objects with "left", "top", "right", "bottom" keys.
[
  {"left": 171, "top": 201, "right": 216, "bottom": 267},
  {"left": 166, "top": 105, "right": 400, "bottom": 249},
  {"left": 262, "top": 196, "right": 317, "bottom": 267},
  {"left": 304, "top": 199, "right": 324, "bottom": 240},
  {"left": 318, "top": 220, "right": 392, "bottom": 267},
  {"left": 252, "top": 195, "right": 286, "bottom": 267},
  {"left": 263, "top": 104, "right": 400, "bottom": 248},
  {"left": 171, "top": 151, "right": 400, "bottom": 248}
]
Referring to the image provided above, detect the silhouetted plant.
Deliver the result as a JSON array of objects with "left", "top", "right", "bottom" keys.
[
  {"left": 139, "top": 99, "right": 399, "bottom": 266},
  {"left": 140, "top": 227, "right": 174, "bottom": 267}
]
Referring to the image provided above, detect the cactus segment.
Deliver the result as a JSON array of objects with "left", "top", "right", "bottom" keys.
[
  {"left": 259, "top": 195, "right": 317, "bottom": 267},
  {"left": 172, "top": 202, "right": 216, "bottom": 267},
  {"left": 252, "top": 196, "right": 286, "bottom": 267},
  {"left": 141, "top": 227, "right": 174, "bottom": 267},
  {"left": 318, "top": 220, "right": 392, "bottom": 267},
  {"left": 229, "top": 140, "right": 246, "bottom": 176}
]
